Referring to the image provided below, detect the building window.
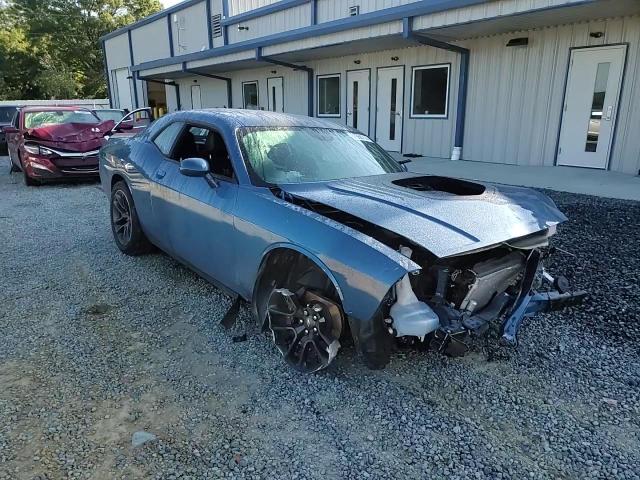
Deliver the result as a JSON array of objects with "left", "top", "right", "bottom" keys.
[
  {"left": 317, "top": 74, "right": 341, "bottom": 117},
  {"left": 242, "top": 81, "right": 259, "bottom": 109},
  {"left": 410, "top": 64, "right": 450, "bottom": 118}
]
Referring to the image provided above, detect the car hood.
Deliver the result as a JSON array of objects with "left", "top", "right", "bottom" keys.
[
  {"left": 25, "top": 121, "right": 114, "bottom": 152},
  {"left": 279, "top": 173, "right": 567, "bottom": 258}
]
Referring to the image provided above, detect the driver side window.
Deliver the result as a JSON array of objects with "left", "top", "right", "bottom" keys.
[
  {"left": 153, "top": 122, "right": 184, "bottom": 156},
  {"left": 171, "top": 125, "right": 235, "bottom": 180}
]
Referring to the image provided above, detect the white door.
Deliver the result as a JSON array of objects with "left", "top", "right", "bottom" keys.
[
  {"left": 557, "top": 45, "right": 626, "bottom": 169},
  {"left": 346, "top": 70, "right": 370, "bottom": 135},
  {"left": 376, "top": 66, "right": 404, "bottom": 152},
  {"left": 191, "top": 85, "right": 202, "bottom": 109},
  {"left": 267, "top": 77, "right": 284, "bottom": 112},
  {"left": 113, "top": 68, "right": 133, "bottom": 111}
]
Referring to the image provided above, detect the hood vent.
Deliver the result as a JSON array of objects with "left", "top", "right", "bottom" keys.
[{"left": 393, "top": 176, "right": 486, "bottom": 196}]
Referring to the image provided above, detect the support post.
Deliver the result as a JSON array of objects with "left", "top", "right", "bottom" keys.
[
  {"left": 101, "top": 40, "right": 113, "bottom": 108},
  {"left": 255, "top": 47, "right": 314, "bottom": 117},
  {"left": 403, "top": 17, "right": 469, "bottom": 160},
  {"left": 127, "top": 30, "right": 139, "bottom": 108}
]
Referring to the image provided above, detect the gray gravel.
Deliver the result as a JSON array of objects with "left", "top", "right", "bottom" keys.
[{"left": 0, "top": 156, "right": 639, "bottom": 480}]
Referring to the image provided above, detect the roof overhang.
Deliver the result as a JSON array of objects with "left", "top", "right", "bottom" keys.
[
  {"left": 419, "top": 0, "right": 640, "bottom": 41},
  {"left": 132, "top": 0, "right": 639, "bottom": 78}
]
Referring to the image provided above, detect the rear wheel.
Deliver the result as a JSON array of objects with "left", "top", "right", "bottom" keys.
[{"left": 110, "top": 181, "right": 152, "bottom": 255}]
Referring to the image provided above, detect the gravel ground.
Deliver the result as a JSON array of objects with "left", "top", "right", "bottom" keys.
[{"left": 0, "top": 156, "right": 639, "bottom": 480}]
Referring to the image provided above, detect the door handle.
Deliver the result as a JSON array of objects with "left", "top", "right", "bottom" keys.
[
  {"left": 605, "top": 105, "right": 613, "bottom": 121},
  {"left": 156, "top": 169, "right": 166, "bottom": 179}
]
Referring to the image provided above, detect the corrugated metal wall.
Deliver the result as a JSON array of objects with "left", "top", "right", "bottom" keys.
[
  {"left": 131, "top": 19, "right": 171, "bottom": 64},
  {"left": 316, "top": 0, "right": 422, "bottom": 23},
  {"left": 310, "top": 44, "right": 458, "bottom": 159},
  {"left": 229, "top": 0, "right": 280, "bottom": 16},
  {"left": 171, "top": 1, "right": 209, "bottom": 55},
  {"left": 264, "top": 21, "right": 404, "bottom": 56},
  {"left": 227, "top": 4, "right": 311, "bottom": 43},
  {"left": 414, "top": 0, "right": 588, "bottom": 30},
  {"left": 104, "top": 34, "right": 130, "bottom": 69},
  {"left": 228, "top": 67, "right": 308, "bottom": 114},
  {"left": 462, "top": 16, "right": 640, "bottom": 174}
]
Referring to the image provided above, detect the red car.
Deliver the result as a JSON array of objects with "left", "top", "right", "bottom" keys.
[{"left": 5, "top": 106, "right": 115, "bottom": 185}]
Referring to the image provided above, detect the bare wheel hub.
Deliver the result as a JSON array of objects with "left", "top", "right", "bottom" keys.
[{"left": 267, "top": 288, "right": 343, "bottom": 373}]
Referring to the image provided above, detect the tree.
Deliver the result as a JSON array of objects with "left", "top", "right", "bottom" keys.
[{"left": 0, "top": 0, "right": 162, "bottom": 100}]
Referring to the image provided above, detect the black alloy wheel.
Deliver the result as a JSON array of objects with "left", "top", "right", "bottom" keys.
[
  {"left": 112, "top": 189, "right": 133, "bottom": 245},
  {"left": 110, "top": 181, "right": 152, "bottom": 255},
  {"left": 267, "top": 288, "right": 344, "bottom": 373}
]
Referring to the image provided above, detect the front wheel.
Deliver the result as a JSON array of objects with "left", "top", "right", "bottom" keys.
[
  {"left": 110, "top": 181, "right": 152, "bottom": 255},
  {"left": 267, "top": 288, "right": 344, "bottom": 373},
  {"left": 21, "top": 161, "right": 39, "bottom": 186}
]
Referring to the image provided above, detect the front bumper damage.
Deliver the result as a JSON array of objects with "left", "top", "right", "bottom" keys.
[{"left": 371, "top": 248, "right": 587, "bottom": 363}]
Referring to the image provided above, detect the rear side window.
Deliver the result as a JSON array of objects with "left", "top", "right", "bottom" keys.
[{"left": 153, "top": 122, "right": 184, "bottom": 156}]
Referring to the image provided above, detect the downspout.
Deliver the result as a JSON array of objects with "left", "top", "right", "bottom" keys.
[
  {"left": 182, "top": 63, "right": 233, "bottom": 108},
  {"left": 135, "top": 73, "right": 181, "bottom": 111},
  {"left": 402, "top": 17, "right": 469, "bottom": 161},
  {"left": 127, "top": 30, "right": 139, "bottom": 109},
  {"left": 255, "top": 47, "right": 314, "bottom": 117},
  {"left": 101, "top": 39, "right": 113, "bottom": 108}
]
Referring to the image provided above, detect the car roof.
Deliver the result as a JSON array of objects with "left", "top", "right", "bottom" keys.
[{"left": 168, "top": 108, "right": 353, "bottom": 131}]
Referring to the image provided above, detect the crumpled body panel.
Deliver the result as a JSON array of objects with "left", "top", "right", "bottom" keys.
[
  {"left": 280, "top": 173, "right": 567, "bottom": 258},
  {"left": 26, "top": 121, "right": 114, "bottom": 152}
]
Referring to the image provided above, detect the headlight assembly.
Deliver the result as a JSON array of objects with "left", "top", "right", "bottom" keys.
[{"left": 24, "top": 143, "right": 55, "bottom": 156}]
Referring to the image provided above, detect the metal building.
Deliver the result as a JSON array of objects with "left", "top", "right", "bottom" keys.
[{"left": 101, "top": 0, "right": 640, "bottom": 175}]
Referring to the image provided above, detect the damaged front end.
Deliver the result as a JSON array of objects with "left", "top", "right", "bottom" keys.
[
  {"left": 384, "top": 240, "right": 587, "bottom": 356},
  {"left": 272, "top": 173, "right": 586, "bottom": 368}
]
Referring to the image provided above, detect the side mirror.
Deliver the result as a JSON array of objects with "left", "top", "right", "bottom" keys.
[{"left": 180, "top": 157, "right": 209, "bottom": 177}]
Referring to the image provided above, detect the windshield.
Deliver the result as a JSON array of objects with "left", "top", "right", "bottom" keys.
[
  {"left": 24, "top": 110, "right": 100, "bottom": 129},
  {"left": 93, "top": 110, "right": 124, "bottom": 122},
  {"left": 239, "top": 127, "right": 403, "bottom": 184},
  {"left": 0, "top": 106, "right": 17, "bottom": 123}
]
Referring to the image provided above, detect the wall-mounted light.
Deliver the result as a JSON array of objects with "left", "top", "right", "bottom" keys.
[
  {"left": 193, "top": 79, "right": 198, "bottom": 83},
  {"left": 391, "top": 56, "right": 399, "bottom": 61},
  {"left": 354, "top": 59, "right": 361, "bottom": 65},
  {"left": 237, "top": 25, "right": 249, "bottom": 31},
  {"left": 271, "top": 70, "right": 277, "bottom": 74},
  {"left": 506, "top": 37, "right": 528, "bottom": 47},
  {"left": 589, "top": 31, "right": 604, "bottom": 38}
]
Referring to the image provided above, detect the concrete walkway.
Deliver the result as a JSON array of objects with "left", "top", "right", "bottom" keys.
[{"left": 400, "top": 156, "right": 640, "bottom": 201}]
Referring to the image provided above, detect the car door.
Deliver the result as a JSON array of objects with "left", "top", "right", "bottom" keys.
[
  {"left": 166, "top": 125, "right": 239, "bottom": 291},
  {"left": 144, "top": 121, "right": 186, "bottom": 252},
  {"left": 6, "top": 111, "right": 21, "bottom": 165}
]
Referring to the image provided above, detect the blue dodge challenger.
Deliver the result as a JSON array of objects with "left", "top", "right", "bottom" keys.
[{"left": 99, "top": 109, "right": 585, "bottom": 373}]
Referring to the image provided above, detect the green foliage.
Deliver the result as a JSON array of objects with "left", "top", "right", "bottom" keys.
[{"left": 0, "top": 0, "right": 162, "bottom": 100}]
